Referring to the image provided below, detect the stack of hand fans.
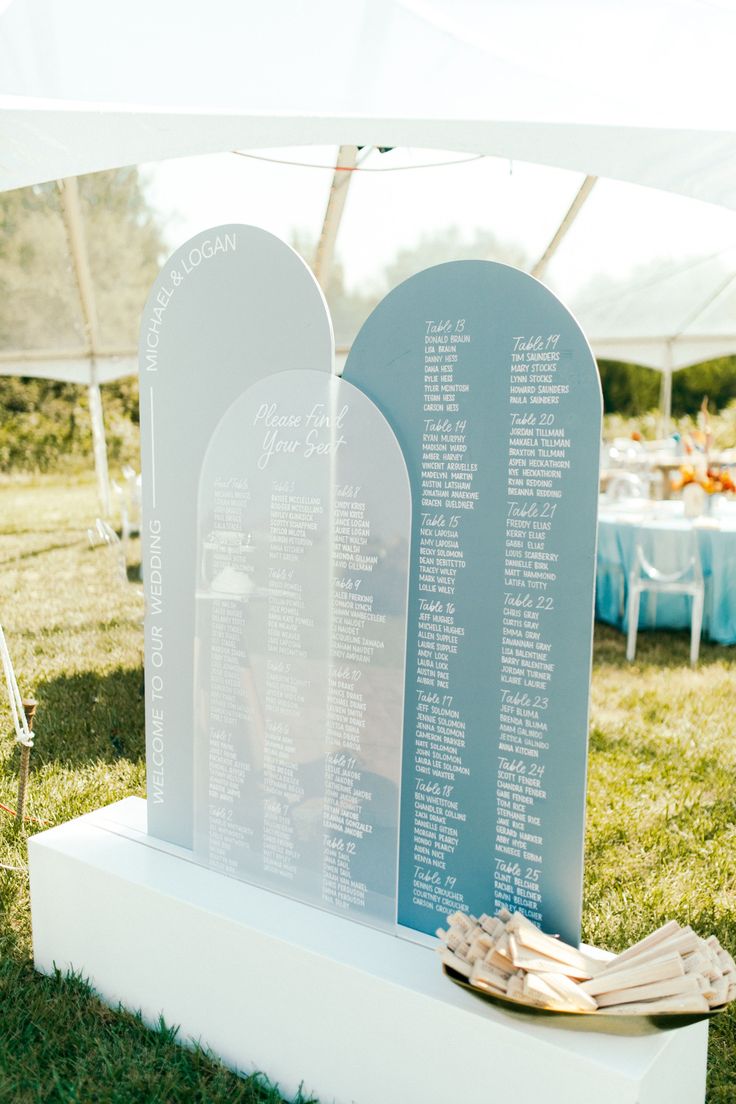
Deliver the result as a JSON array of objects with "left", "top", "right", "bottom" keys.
[{"left": 438, "top": 910, "right": 735, "bottom": 1015}]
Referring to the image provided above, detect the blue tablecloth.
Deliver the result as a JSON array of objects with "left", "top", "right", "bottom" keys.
[{"left": 596, "top": 499, "right": 736, "bottom": 646}]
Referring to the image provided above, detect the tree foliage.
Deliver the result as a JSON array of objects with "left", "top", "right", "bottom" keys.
[
  {"left": 672, "top": 357, "right": 736, "bottom": 416},
  {"left": 2, "top": 191, "right": 735, "bottom": 472},
  {"left": 598, "top": 360, "right": 661, "bottom": 416},
  {"left": 599, "top": 357, "right": 736, "bottom": 417},
  {"left": 293, "top": 225, "right": 529, "bottom": 349},
  {"left": 0, "top": 169, "right": 164, "bottom": 472}
]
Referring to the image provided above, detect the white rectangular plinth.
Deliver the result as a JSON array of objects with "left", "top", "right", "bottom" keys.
[{"left": 29, "top": 799, "right": 708, "bottom": 1104}]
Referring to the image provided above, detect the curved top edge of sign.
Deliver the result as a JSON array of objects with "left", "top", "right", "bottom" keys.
[
  {"left": 138, "top": 222, "right": 333, "bottom": 360},
  {"left": 197, "top": 366, "right": 411, "bottom": 492},
  {"left": 345, "top": 257, "right": 602, "bottom": 411}
]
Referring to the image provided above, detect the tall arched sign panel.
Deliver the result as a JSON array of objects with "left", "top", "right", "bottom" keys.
[
  {"left": 140, "top": 227, "right": 411, "bottom": 930},
  {"left": 139, "top": 226, "right": 333, "bottom": 849},
  {"left": 344, "top": 261, "right": 601, "bottom": 945}
]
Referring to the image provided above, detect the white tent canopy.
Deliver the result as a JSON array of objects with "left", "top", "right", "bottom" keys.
[
  {"left": 571, "top": 248, "right": 736, "bottom": 372},
  {"left": 1, "top": 0, "right": 736, "bottom": 459},
  {"left": 0, "top": 352, "right": 136, "bottom": 385},
  {"left": 2, "top": 0, "right": 736, "bottom": 207},
  {"left": 570, "top": 245, "right": 736, "bottom": 422}
]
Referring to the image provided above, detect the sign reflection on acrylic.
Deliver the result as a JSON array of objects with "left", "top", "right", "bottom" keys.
[
  {"left": 193, "top": 370, "right": 410, "bottom": 927},
  {"left": 141, "top": 231, "right": 601, "bottom": 943}
]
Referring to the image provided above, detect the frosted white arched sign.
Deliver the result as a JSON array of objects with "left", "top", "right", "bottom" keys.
[
  {"left": 139, "top": 225, "right": 333, "bottom": 848},
  {"left": 193, "top": 370, "right": 410, "bottom": 928}
]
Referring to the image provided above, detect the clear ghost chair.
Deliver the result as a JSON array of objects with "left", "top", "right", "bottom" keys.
[
  {"left": 121, "top": 465, "right": 142, "bottom": 537},
  {"left": 606, "top": 472, "right": 649, "bottom": 503},
  {"left": 87, "top": 517, "right": 127, "bottom": 584},
  {"left": 111, "top": 469, "right": 143, "bottom": 580},
  {"left": 114, "top": 467, "right": 142, "bottom": 545},
  {"left": 612, "top": 437, "right": 649, "bottom": 472},
  {"left": 626, "top": 527, "right": 704, "bottom": 665}
]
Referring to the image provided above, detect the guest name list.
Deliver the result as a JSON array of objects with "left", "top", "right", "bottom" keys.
[
  {"left": 344, "top": 261, "right": 601, "bottom": 944},
  {"left": 495, "top": 333, "right": 569, "bottom": 924},
  {"left": 411, "top": 318, "right": 474, "bottom": 919}
]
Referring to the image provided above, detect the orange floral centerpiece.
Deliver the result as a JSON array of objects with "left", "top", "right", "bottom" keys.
[{"left": 673, "top": 465, "right": 736, "bottom": 496}]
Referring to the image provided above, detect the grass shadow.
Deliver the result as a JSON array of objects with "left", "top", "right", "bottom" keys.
[
  {"left": 9, "top": 617, "right": 144, "bottom": 645},
  {"left": 30, "top": 665, "right": 145, "bottom": 769},
  {"left": 126, "top": 560, "right": 142, "bottom": 584},
  {"left": 593, "top": 621, "right": 734, "bottom": 671},
  {"left": 0, "top": 537, "right": 86, "bottom": 567}
]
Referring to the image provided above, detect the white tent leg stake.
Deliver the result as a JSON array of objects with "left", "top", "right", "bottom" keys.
[
  {"left": 16, "top": 699, "right": 37, "bottom": 828},
  {"left": 0, "top": 626, "right": 36, "bottom": 827}
]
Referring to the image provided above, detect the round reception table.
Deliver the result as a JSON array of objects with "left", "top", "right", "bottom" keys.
[{"left": 596, "top": 498, "right": 736, "bottom": 646}]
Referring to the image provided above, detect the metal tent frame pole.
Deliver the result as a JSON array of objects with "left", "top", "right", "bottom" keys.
[
  {"left": 531, "top": 176, "right": 597, "bottom": 281},
  {"left": 312, "top": 145, "right": 359, "bottom": 293},
  {"left": 59, "top": 175, "right": 111, "bottom": 515},
  {"left": 660, "top": 343, "right": 674, "bottom": 434},
  {"left": 87, "top": 360, "right": 111, "bottom": 516}
]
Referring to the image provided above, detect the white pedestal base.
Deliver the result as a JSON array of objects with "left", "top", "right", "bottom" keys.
[{"left": 29, "top": 799, "right": 708, "bottom": 1104}]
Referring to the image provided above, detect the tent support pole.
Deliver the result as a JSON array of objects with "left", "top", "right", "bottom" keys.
[
  {"left": 660, "top": 344, "right": 673, "bottom": 435},
  {"left": 313, "top": 146, "right": 359, "bottom": 293},
  {"left": 88, "top": 361, "right": 111, "bottom": 517},
  {"left": 59, "top": 176, "right": 111, "bottom": 513},
  {"left": 531, "top": 176, "right": 597, "bottom": 280}
]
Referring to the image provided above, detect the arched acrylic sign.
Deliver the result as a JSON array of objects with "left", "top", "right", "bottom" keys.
[
  {"left": 139, "top": 226, "right": 333, "bottom": 848},
  {"left": 344, "top": 261, "right": 602, "bottom": 944},
  {"left": 140, "top": 232, "right": 601, "bottom": 945},
  {"left": 192, "top": 369, "right": 410, "bottom": 928}
]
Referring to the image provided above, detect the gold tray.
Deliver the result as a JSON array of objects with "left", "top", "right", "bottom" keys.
[{"left": 443, "top": 965, "right": 727, "bottom": 1031}]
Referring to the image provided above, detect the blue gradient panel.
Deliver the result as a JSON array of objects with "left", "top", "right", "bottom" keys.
[{"left": 344, "top": 261, "right": 601, "bottom": 944}]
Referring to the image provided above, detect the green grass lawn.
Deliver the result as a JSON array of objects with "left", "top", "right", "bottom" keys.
[{"left": 0, "top": 475, "right": 734, "bottom": 1102}]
